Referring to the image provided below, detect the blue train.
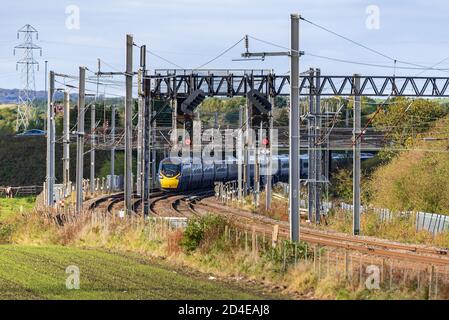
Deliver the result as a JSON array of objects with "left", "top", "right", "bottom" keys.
[
  {"left": 159, "top": 155, "right": 293, "bottom": 191},
  {"left": 158, "top": 153, "right": 374, "bottom": 191}
]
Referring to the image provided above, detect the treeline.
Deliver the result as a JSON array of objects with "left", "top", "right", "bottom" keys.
[
  {"left": 0, "top": 134, "right": 114, "bottom": 187},
  {"left": 330, "top": 97, "right": 449, "bottom": 214}
]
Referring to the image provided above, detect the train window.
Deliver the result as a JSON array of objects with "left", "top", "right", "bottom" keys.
[{"left": 161, "top": 163, "right": 181, "bottom": 178}]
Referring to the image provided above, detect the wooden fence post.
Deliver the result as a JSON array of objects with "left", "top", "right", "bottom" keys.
[
  {"left": 224, "top": 225, "right": 229, "bottom": 242},
  {"left": 272, "top": 225, "right": 279, "bottom": 248},
  {"left": 435, "top": 266, "right": 439, "bottom": 300},
  {"left": 252, "top": 227, "right": 256, "bottom": 255},
  {"left": 344, "top": 250, "right": 349, "bottom": 280},
  {"left": 429, "top": 265, "right": 435, "bottom": 300}
]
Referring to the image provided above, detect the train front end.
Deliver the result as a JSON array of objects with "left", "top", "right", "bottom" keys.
[{"left": 158, "top": 158, "right": 182, "bottom": 190}]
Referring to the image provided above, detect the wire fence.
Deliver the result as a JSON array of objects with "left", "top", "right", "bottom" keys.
[{"left": 339, "top": 202, "right": 449, "bottom": 236}]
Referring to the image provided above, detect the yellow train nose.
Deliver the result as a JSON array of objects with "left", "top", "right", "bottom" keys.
[{"left": 160, "top": 175, "right": 180, "bottom": 189}]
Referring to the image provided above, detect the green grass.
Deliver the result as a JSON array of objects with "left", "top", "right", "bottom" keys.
[
  {"left": 0, "top": 245, "right": 270, "bottom": 300},
  {"left": 0, "top": 197, "right": 35, "bottom": 222}
]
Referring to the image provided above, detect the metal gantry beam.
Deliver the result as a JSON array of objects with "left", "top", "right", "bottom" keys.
[{"left": 150, "top": 73, "right": 449, "bottom": 98}]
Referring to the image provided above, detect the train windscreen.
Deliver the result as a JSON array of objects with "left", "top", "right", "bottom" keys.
[{"left": 161, "top": 163, "right": 181, "bottom": 178}]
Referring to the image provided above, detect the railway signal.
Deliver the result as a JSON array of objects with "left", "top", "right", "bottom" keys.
[
  {"left": 181, "top": 89, "right": 206, "bottom": 115},
  {"left": 247, "top": 89, "right": 272, "bottom": 115},
  {"left": 262, "top": 137, "right": 270, "bottom": 146}
]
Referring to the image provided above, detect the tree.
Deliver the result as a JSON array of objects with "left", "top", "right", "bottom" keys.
[
  {"left": 99, "top": 152, "right": 136, "bottom": 178},
  {"left": 372, "top": 98, "right": 446, "bottom": 160},
  {"left": 273, "top": 107, "right": 289, "bottom": 127}
]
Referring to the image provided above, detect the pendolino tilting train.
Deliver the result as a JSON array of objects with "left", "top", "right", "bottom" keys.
[
  {"left": 158, "top": 152, "right": 375, "bottom": 191},
  {"left": 158, "top": 155, "right": 292, "bottom": 191}
]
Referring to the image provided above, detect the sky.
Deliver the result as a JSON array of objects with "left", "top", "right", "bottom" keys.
[{"left": 1, "top": 0, "right": 449, "bottom": 95}]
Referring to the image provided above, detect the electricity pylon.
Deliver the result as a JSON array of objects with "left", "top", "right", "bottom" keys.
[{"left": 14, "top": 24, "right": 42, "bottom": 132}]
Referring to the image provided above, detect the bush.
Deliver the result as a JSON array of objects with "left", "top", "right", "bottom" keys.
[
  {"left": 180, "top": 215, "right": 228, "bottom": 253},
  {"left": 330, "top": 169, "right": 353, "bottom": 202}
]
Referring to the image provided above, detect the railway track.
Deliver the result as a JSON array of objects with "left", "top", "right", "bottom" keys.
[
  {"left": 87, "top": 191, "right": 449, "bottom": 266},
  {"left": 191, "top": 197, "right": 449, "bottom": 266},
  {"left": 88, "top": 190, "right": 164, "bottom": 214}
]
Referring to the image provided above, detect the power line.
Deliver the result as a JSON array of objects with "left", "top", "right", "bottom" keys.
[
  {"left": 304, "top": 53, "right": 449, "bottom": 72},
  {"left": 416, "top": 55, "right": 449, "bottom": 76},
  {"left": 249, "top": 21, "right": 449, "bottom": 75},
  {"left": 146, "top": 50, "right": 184, "bottom": 69},
  {"left": 300, "top": 16, "right": 444, "bottom": 72},
  {"left": 300, "top": 16, "right": 395, "bottom": 61},
  {"left": 192, "top": 37, "right": 245, "bottom": 71}
]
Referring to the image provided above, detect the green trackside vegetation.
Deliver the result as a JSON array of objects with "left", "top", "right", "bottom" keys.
[
  {"left": 0, "top": 245, "right": 269, "bottom": 300},
  {"left": 0, "top": 196, "right": 35, "bottom": 222}
]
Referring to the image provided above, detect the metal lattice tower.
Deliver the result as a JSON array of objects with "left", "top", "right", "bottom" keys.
[{"left": 14, "top": 24, "right": 42, "bottom": 132}]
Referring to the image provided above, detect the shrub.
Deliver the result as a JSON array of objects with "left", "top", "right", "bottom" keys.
[
  {"left": 180, "top": 215, "right": 228, "bottom": 253},
  {"left": 331, "top": 169, "right": 353, "bottom": 202}
]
